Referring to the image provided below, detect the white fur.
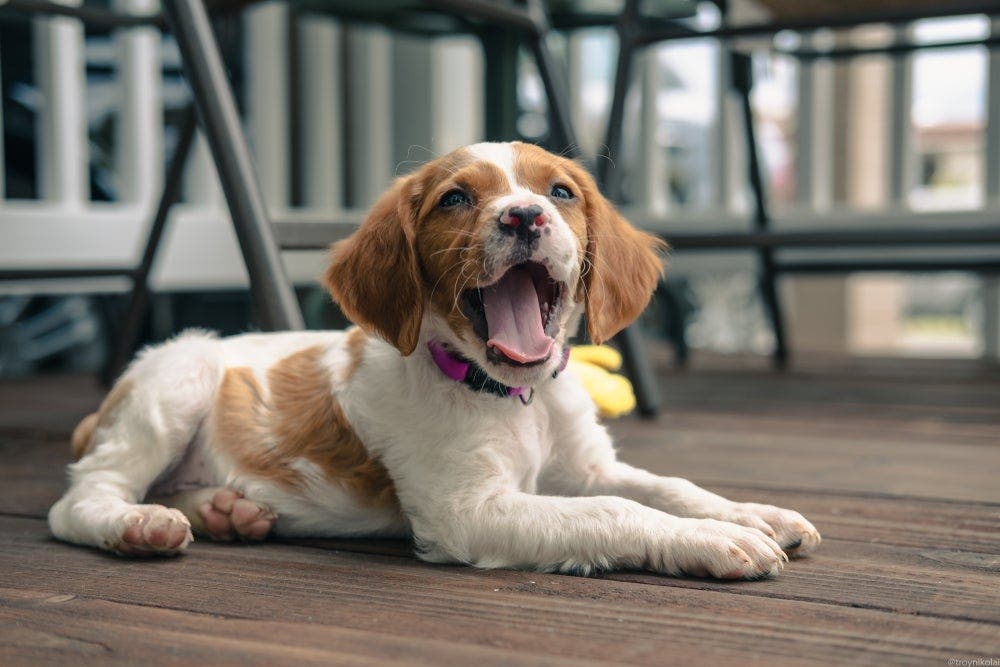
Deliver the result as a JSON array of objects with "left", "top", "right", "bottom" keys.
[{"left": 49, "top": 143, "right": 820, "bottom": 575}]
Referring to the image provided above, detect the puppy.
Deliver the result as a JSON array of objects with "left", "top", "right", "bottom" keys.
[{"left": 49, "top": 142, "right": 819, "bottom": 577}]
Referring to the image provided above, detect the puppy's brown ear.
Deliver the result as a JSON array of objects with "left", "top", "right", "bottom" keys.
[
  {"left": 324, "top": 177, "right": 425, "bottom": 355},
  {"left": 582, "top": 186, "right": 667, "bottom": 344}
]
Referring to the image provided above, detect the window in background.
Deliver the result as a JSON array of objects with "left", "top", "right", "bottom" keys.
[
  {"left": 640, "top": 38, "right": 719, "bottom": 210},
  {"left": 556, "top": 5, "right": 723, "bottom": 212},
  {"left": 849, "top": 272, "right": 983, "bottom": 358},
  {"left": 517, "top": 45, "right": 549, "bottom": 142},
  {"left": 834, "top": 17, "right": 989, "bottom": 360},
  {"left": 751, "top": 50, "right": 798, "bottom": 207},
  {"left": 860, "top": 16, "right": 991, "bottom": 358},
  {"left": 567, "top": 28, "right": 615, "bottom": 157},
  {"left": 909, "top": 15, "right": 988, "bottom": 211}
]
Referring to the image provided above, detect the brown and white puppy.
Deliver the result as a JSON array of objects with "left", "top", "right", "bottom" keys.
[{"left": 50, "top": 142, "right": 819, "bottom": 576}]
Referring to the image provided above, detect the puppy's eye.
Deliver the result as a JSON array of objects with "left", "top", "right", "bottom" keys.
[
  {"left": 550, "top": 184, "right": 574, "bottom": 200},
  {"left": 439, "top": 189, "right": 471, "bottom": 208}
]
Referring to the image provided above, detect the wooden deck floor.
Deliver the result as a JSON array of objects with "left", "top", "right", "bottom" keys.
[{"left": 2, "top": 356, "right": 999, "bottom": 665}]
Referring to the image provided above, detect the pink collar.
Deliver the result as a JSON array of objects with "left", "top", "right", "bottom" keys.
[{"left": 428, "top": 340, "right": 569, "bottom": 404}]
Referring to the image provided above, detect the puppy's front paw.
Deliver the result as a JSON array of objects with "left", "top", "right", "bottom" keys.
[
  {"left": 661, "top": 519, "right": 787, "bottom": 580},
  {"left": 114, "top": 505, "right": 192, "bottom": 557},
  {"left": 727, "top": 503, "right": 821, "bottom": 557}
]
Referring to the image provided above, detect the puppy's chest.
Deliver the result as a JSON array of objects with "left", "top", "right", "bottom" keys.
[{"left": 500, "top": 406, "right": 556, "bottom": 493}]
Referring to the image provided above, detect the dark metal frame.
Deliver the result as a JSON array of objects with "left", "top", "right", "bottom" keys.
[
  {"left": 162, "top": 0, "right": 307, "bottom": 333},
  {"left": 730, "top": 50, "right": 787, "bottom": 366},
  {"left": 594, "top": 0, "right": 662, "bottom": 413},
  {"left": 7, "top": 0, "right": 999, "bottom": 406},
  {"left": 105, "top": 105, "right": 199, "bottom": 379},
  {"left": 3, "top": 0, "right": 639, "bottom": 402},
  {"left": 589, "top": 0, "right": 1000, "bottom": 371}
]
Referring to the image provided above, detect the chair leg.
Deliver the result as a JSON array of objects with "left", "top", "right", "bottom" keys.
[
  {"left": 732, "top": 52, "right": 788, "bottom": 367},
  {"left": 482, "top": 29, "right": 521, "bottom": 142},
  {"left": 596, "top": 15, "right": 634, "bottom": 190},
  {"left": 616, "top": 323, "right": 661, "bottom": 418},
  {"left": 162, "top": 0, "right": 304, "bottom": 332},
  {"left": 598, "top": 2, "right": 661, "bottom": 417},
  {"left": 525, "top": 33, "right": 578, "bottom": 152},
  {"left": 103, "top": 104, "right": 198, "bottom": 384}
]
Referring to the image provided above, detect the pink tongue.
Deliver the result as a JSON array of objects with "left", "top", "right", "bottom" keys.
[{"left": 482, "top": 267, "right": 554, "bottom": 364}]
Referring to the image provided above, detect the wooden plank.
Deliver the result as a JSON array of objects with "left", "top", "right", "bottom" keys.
[
  {"left": 706, "top": 485, "right": 1000, "bottom": 554},
  {"left": 0, "top": 517, "right": 997, "bottom": 666},
  {"left": 654, "top": 370, "right": 1000, "bottom": 417},
  {"left": 611, "top": 419, "right": 1000, "bottom": 503},
  {"left": 654, "top": 349, "right": 1000, "bottom": 382},
  {"left": 0, "top": 438, "right": 72, "bottom": 518},
  {"left": 604, "top": 538, "right": 1000, "bottom": 624},
  {"left": 0, "top": 588, "right": 593, "bottom": 667},
  {"left": 644, "top": 410, "right": 1000, "bottom": 447},
  {"left": 286, "top": 533, "right": 1000, "bottom": 625},
  {"left": 0, "top": 375, "right": 101, "bottom": 435},
  {"left": 283, "top": 533, "right": 1000, "bottom": 629}
]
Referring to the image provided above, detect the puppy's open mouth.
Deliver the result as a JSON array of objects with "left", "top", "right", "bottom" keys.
[{"left": 460, "top": 262, "right": 564, "bottom": 367}]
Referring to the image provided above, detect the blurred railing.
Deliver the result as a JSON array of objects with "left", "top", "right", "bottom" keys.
[
  {"left": 1, "top": 2, "right": 997, "bottom": 353},
  {"left": 0, "top": 4, "right": 467, "bottom": 293}
]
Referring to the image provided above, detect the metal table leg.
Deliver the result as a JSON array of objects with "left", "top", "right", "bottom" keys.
[
  {"left": 526, "top": 30, "right": 578, "bottom": 151},
  {"left": 732, "top": 52, "right": 788, "bottom": 367},
  {"left": 162, "top": 0, "right": 304, "bottom": 332},
  {"left": 104, "top": 104, "right": 198, "bottom": 382},
  {"left": 482, "top": 28, "right": 521, "bottom": 142},
  {"left": 596, "top": 6, "right": 636, "bottom": 195},
  {"left": 596, "top": 0, "right": 662, "bottom": 417}
]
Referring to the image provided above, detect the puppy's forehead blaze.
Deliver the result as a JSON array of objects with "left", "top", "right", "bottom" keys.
[{"left": 512, "top": 143, "right": 588, "bottom": 245}]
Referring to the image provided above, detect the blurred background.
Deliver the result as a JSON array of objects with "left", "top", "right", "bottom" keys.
[{"left": 1, "top": 0, "right": 999, "bottom": 377}]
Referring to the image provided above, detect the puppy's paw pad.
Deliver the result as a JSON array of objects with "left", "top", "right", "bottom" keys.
[
  {"left": 198, "top": 489, "right": 276, "bottom": 542},
  {"left": 115, "top": 506, "right": 192, "bottom": 557}
]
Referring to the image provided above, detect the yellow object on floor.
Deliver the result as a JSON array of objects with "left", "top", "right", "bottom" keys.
[{"left": 568, "top": 345, "right": 636, "bottom": 418}]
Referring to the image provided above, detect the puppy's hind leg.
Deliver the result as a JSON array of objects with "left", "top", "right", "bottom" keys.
[
  {"left": 48, "top": 331, "right": 221, "bottom": 556},
  {"left": 152, "top": 487, "right": 276, "bottom": 542}
]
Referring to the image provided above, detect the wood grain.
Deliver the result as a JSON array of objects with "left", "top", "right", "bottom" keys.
[
  {"left": 0, "top": 587, "right": 598, "bottom": 667},
  {"left": 2, "top": 517, "right": 998, "bottom": 666},
  {"left": 3, "top": 365, "right": 999, "bottom": 666}
]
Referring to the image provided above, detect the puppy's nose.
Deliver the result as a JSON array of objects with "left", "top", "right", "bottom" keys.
[{"left": 500, "top": 204, "right": 548, "bottom": 240}]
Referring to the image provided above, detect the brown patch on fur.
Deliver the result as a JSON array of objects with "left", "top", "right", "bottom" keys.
[
  {"left": 343, "top": 326, "right": 368, "bottom": 381},
  {"left": 71, "top": 378, "right": 135, "bottom": 460},
  {"left": 325, "top": 177, "right": 426, "bottom": 355},
  {"left": 71, "top": 413, "right": 99, "bottom": 460},
  {"left": 416, "top": 156, "right": 511, "bottom": 340},
  {"left": 325, "top": 148, "right": 516, "bottom": 350},
  {"left": 212, "top": 347, "right": 398, "bottom": 509}
]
